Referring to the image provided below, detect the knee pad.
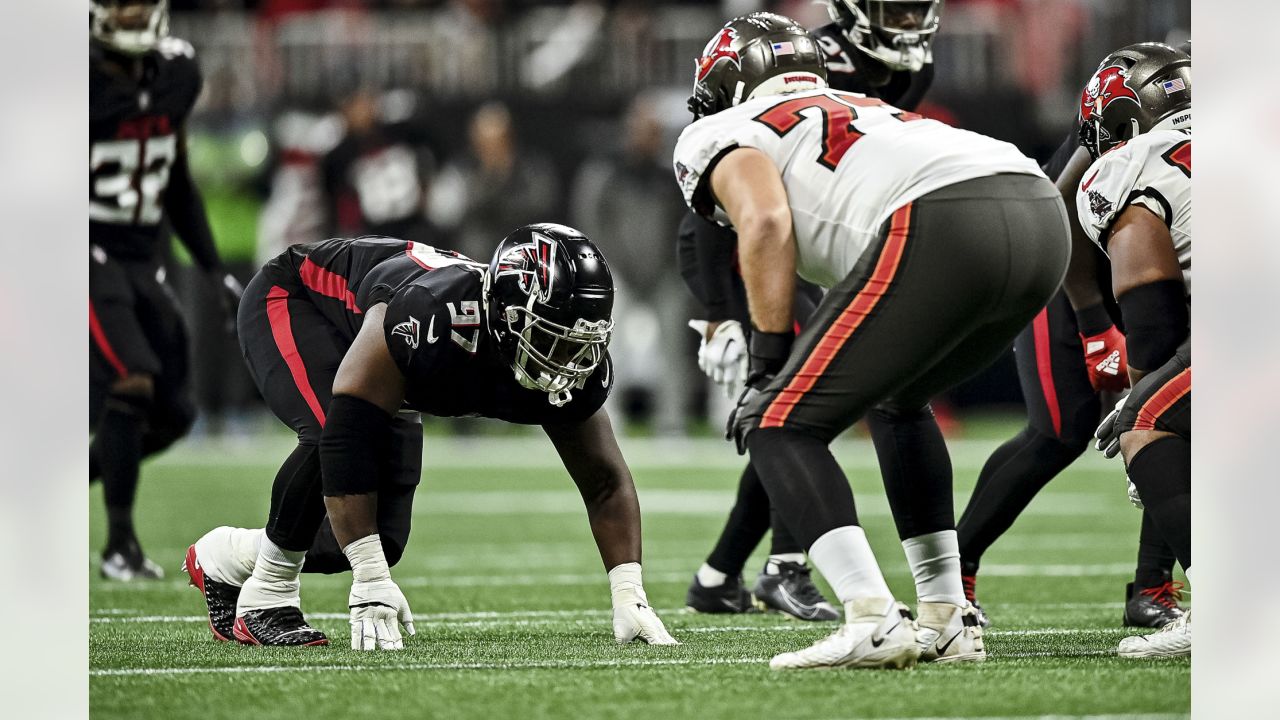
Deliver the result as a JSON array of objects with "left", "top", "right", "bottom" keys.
[
  {"left": 144, "top": 394, "right": 195, "bottom": 455},
  {"left": 381, "top": 536, "right": 406, "bottom": 568}
]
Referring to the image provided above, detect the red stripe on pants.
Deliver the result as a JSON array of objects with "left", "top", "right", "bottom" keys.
[
  {"left": 760, "top": 203, "right": 914, "bottom": 429},
  {"left": 1031, "top": 309, "right": 1062, "bottom": 436},
  {"left": 298, "top": 258, "right": 362, "bottom": 315},
  {"left": 1133, "top": 367, "right": 1190, "bottom": 431},
  {"left": 89, "top": 300, "right": 128, "bottom": 378},
  {"left": 266, "top": 285, "right": 327, "bottom": 426}
]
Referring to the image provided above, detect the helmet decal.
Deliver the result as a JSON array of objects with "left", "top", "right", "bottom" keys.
[
  {"left": 696, "top": 27, "right": 741, "bottom": 82},
  {"left": 1081, "top": 65, "right": 1140, "bottom": 123},
  {"left": 495, "top": 232, "right": 557, "bottom": 305}
]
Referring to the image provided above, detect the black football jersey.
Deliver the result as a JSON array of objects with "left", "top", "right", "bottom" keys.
[
  {"left": 90, "top": 38, "right": 202, "bottom": 260},
  {"left": 810, "top": 23, "right": 933, "bottom": 111},
  {"left": 267, "top": 236, "right": 612, "bottom": 425}
]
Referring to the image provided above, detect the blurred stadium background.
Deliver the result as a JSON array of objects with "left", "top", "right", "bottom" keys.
[{"left": 163, "top": 0, "right": 1190, "bottom": 439}]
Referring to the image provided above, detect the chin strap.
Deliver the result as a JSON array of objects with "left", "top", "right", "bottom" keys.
[{"left": 548, "top": 389, "right": 572, "bottom": 407}]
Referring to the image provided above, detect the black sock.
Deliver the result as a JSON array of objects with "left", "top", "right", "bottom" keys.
[
  {"left": 748, "top": 428, "right": 858, "bottom": 550},
  {"left": 768, "top": 506, "right": 803, "bottom": 556},
  {"left": 867, "top": 405, "right": 955, "bottom": 540},
  {"left": 93, "top": 394, "right": 149, "bottom": 551},
  {"left": 1126, "top": 436, "right": 1191, "bottom": 571},
  {"left": 705, "top": 463, "right": 772, "bottom": 575},
  {"left": 1135, "top": 510, "right": 1178, "bottom": 590},
  {"left": 957, "top": 426, "right": 1085, "bottom": 566},
  {"left": 265, "top": 443, "right": 328, "bottom": 553}
]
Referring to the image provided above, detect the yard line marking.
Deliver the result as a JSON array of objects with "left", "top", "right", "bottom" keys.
[
  {"left": 94, "top": 563, "right": 1137, "bottom": 593},
  {"left": 90, "top": 646, "right": 1140, "bottom": 678}
]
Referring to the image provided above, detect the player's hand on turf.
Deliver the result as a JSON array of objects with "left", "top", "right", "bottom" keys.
[
  {"left": 1080, "top": 325, "right": 1129, "bottom": 393},
  {"left": 613, "top": 602, "right": 679, "bottom": 645},
  {"left": 688, "top": 319, "right": 748, "bottom": 398},
  {"left": 1094, "top": 394, "right": 1126, "bottom": 459},
  {"left": 349, "top": 576, "right": 416, "bottom": 651}
]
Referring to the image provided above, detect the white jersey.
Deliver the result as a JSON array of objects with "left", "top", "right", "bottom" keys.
[
  {"left": 1075, "top": 130, "right": 1192, "bottom": 293},
  {"left": 672, "top": 88, "right": 1045, "bottom": 288}
]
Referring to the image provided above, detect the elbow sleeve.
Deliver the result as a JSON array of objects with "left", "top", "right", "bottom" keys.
[
  {"left": 319, "top": 395, "right": 393, "bottom": 496},
  {"left": 1117, "top": 279, "right": 1189, "bottom": 371}
]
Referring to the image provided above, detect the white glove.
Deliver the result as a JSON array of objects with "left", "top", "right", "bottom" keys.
[
  {"left": 344, "top": 535, "right": 416, "bottom": 651},
  {"left": 1126, "top": 476, "right": 1144, "bottom": 509},
  {"left": 1094, "top": 394, "right": 1128, "bottom": 459},
  {"left": 688, "top": 319, "right": 748, "bottom": 398},
  {"left": 609, "top": 562, "right": 678, "bottom": 645}
]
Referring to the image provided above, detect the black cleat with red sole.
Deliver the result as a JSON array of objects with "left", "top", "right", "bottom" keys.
[
  {"left": 232, "top": 607, "right": 329, "bottom": 647},
  {"left": 182, "top": 544, "right": 240, "bottom": 642}
]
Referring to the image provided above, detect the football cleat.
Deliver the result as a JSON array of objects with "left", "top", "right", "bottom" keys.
[
  {"left": 100, "top": 539, "right": 165, "bottom": 581},
  {"left": 1118, "top": 609, "right": 1190, "bottom": 658},
  {"left": 769, "top": 598, "right": 920, "bottom": 670},
  {"left": 961, "top": 571, "right": 991, "bottom": 628},
  {"left": 752, "top": 560, "right": 839, "bottom": 621},
  {"left": 232, "top": 607, "right": 329, "bottom": 647},
  {"left": 183, "top": 544, "right": 240, "bottom": 642},
  {"left": 915, "top": 602, "right": 986, "bottom": 663},
  {"left": 685, "top": 573, "right": 757, "bottom": 614},
  {"left": 1123, "top": 579, "right": 1185, "bottom": 628}
]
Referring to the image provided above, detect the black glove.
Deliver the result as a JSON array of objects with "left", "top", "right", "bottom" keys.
[
  {"left": 726, "top": 329, "right": 793, "bottom": 455},
  {"left": 216, "top": 271, "right": 244, "bottom": 336}
]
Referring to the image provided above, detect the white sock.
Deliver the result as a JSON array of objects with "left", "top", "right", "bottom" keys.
[
  {"left": 237, "top": 537, "right": 305, "bottom": 613},
  {"left": 765, "top": 553, "right": 806, "bottom": 573},
  {"left": 902, "top": 529, "right": 966, "bottom": 606},
  {"left": 696, "top": 563, "right": 728, "bottom": 588},
  {"left": 193, "top": 527, "right": 263, "bottom": 586},
  {"left": 807, "top": 526, "right": 891, "bottom": 604}
]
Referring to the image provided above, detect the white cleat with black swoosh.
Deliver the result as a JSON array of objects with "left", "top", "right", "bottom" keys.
[
  {"left": 769, "top": 598, "right": 920, "bottom": 670},
  {"left": 915, "top": 602, "right": 986, "bottom": 663}
]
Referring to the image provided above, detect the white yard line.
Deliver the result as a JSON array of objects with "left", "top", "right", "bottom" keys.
[{"left": 94, "top": 563, "right": 1138, "bottom": 594}]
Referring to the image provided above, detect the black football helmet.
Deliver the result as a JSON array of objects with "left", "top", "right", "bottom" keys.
[
  {"left": 483, "top": 224, "right": 614, "bottom": 406},
  {"left": 91, "top": 0, "right": 169, "bottom": 55},
  {"left": 688, "top": 12, "right": 827, "bottom": 120},
  {"left": 1078, "top": 42, "right": 1191, "bottom": 159},
  {"left": 825, "top": 1, "right": 942, "bottom": 72}
]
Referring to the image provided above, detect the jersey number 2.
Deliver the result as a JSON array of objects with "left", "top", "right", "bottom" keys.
[
  {"left": 752, "top": 95, "right": 920, "bottom": 170},
  {"left": 90, "top": 135, "right": 177, "bottom": 225}
]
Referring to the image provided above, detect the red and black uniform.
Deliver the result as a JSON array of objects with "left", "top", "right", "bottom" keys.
[
  {"left": 90, "top": 36, "right": 225, "bottom": 558},
  {"left": 321, "top": 120, "right": 438, "bottom": 241},
  {"left": 238, "top": 237, "right": 611, "bottom": 570}
]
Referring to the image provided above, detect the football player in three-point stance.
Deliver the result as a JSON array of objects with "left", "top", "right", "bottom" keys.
[
  {"left": 955, "top": 43, "right": 1192, "bottom": 631},
  {"left": 90, "top": 0, "right": 242, "bottom": 580},
  {"left": 674, "top": 13, "right": 1068, "bottom": 669},
  {"left": 1064, "top": 44, "right": 1192, "bottom": 658},
  {"left": 681, "top": 0, "right": 940, "bottom": 623},
  {"left": 183, "top": 225, "right": 677, "bottom": 649}
]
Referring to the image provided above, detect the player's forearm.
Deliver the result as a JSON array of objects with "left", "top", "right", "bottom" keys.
[
  {"left": 582, "top": 478, "right": 643, "bottom": 570},
  {"left": 736, "top": 210, "right": 796, "bottom": 333},
  {"left": 1062, "top": 225, "right": 1104, "bottom": 313},
  {"left": 165, "top": 151, "right": 223, "bottom": 273},
  {"left": 318, "top": 394, "right": 393, "bottom": 547},
  {"left": 324, "top": 493, "right": 381, "bottom": 549}
]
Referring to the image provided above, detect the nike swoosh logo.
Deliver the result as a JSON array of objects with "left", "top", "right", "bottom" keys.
[
  {"left": 1082, "top": 168, "right": 1100, "bottom": 191},
  {"left": 870, "top": 619, "right": 900, "bottom": 647},
  {"left": 934, "top": 631, "right": 961, "bottom": 656},
  {"left": 425, "top": 315, "right": 439, "bottom": 344}
]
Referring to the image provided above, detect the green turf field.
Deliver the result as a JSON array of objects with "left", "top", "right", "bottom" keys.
[{"left": 89, "top": 423, "right": 1189, "bottom": 720}]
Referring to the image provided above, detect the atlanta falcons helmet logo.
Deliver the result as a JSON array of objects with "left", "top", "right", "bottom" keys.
[
  {"left": 1080, "top": 64, "right": 1140, "bottom": 123},
  {"left": 696, "top": 26, "right": 740, "bottom": 81},
  {"left": 495, "top": 232, "right": 556, "bottom": 305}
]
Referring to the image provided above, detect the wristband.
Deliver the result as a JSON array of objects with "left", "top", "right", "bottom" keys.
[
  {"left": 748, "top": 329, "right": 794, "bottom": 377},
  {"left": 343, "top": 534, "right": 390, "bottom": 583},
  {"left": 1073, "top": 302, "right": 1114, "bottom": 336},
  {"left": 608, "top": 562, "right": 648, "bottom": 607}
]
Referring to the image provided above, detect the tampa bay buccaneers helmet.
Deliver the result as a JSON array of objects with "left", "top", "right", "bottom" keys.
[
  {"left": 483, "top": 224, "right": 614, "bottom": 406},
  {"left": 1078, "top": 43, "right": 1191, "bottom": 159},
  {"left": 91, "top": 0, "right": 170, "bottom": 55},
  {"left": 826, "top": 1, "right": 942, "bottom": 72},
  {"left": 688, "top": 13, "right": 827, "bottom": 120}
]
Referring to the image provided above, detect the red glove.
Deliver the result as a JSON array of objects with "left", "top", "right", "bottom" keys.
[{"left": 1079, "top": 325, "right": 1129, "bottom": 393}]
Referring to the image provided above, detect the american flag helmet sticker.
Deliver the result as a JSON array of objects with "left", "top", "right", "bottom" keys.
[
  {"left": 1162, "top": 78, "right": 1186, "bottom": 95},
  {"left": 772, "top": 41, "right": 795, "bottom": 56}
]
